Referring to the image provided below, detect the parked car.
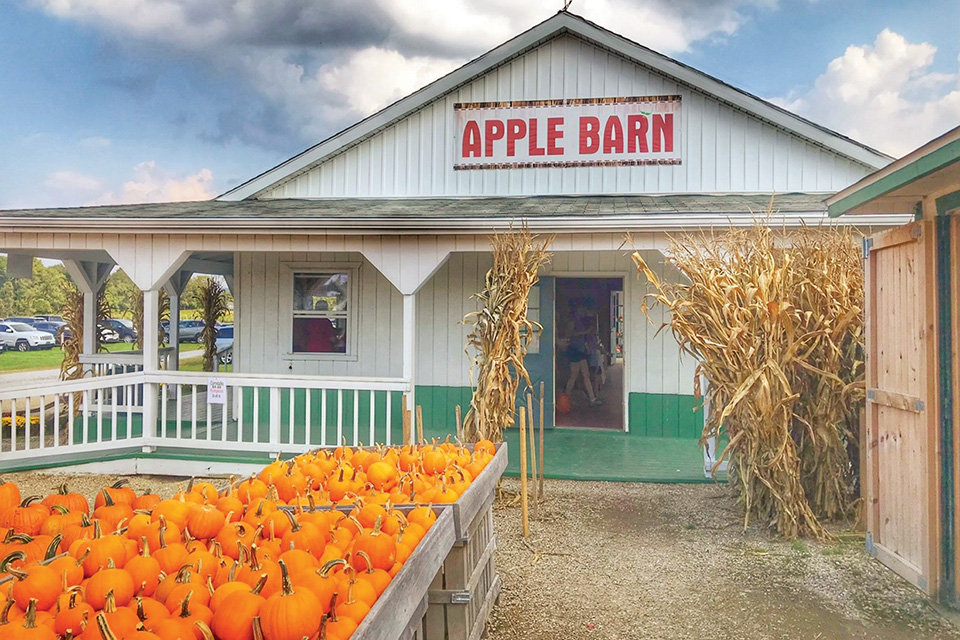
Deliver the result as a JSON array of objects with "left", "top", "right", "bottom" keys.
[
  {"left": 216, "top": 325, "right": 234, "bottom": 364},
  {"left": 0, "top": 322, "right": 57, "bottom": 351},
  {"left": 31, "top": 321, "right": 67, "bottom": 344},
  {"left": 177, "top": 319, "right": 206, "bottom": 342},
  {"left": 35, "top": 315, "right": 63, "bottom": 322},
  {"left": 4, "top": 317, "right": 42, "bottom": 326},
  {"left": 104, "top": 319, "right": 137, "bottom": 343},
  {"left": 0, "top": 341, "right": 5, "bottom": 355}
]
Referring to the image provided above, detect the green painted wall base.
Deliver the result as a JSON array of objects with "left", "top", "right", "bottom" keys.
[{"left": 628, "top": 392, "right": 703, "bottom": 438}]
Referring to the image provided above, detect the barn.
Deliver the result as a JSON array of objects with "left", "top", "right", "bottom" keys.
[{"left": 0, "top": 11, "right": 904, "bottom": 481}]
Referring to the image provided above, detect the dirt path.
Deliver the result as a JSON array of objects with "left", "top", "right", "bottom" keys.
[{"left": 488, "top": 479, "right": 958, "bottom": 640}]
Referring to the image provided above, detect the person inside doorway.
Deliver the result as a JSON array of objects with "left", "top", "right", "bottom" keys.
[{"left": 564, "top": 317, "right": 602, "bottom": 407}]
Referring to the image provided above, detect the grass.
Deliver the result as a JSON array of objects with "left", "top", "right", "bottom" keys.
[{"left": 0, "top": 342, "right": 146, "bottom": 373}]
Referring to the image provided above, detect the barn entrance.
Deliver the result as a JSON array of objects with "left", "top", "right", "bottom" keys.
[{"left": 554, "top": 277, "right": 624, "bottom": 429}]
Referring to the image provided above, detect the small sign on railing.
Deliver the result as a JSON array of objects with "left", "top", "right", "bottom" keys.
[{"left": 208, "top": 378, "right": 227, "bottom": 405}]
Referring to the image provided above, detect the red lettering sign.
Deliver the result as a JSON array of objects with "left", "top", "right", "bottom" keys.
[
  {"left": 547, "top": 117, "right": 564, "bottom": 155},
  {"left": 506, "top": 119, "right": 526, "bottom": 157},
  {"left": 579, "top": 116, "right": 600, "bottom": 155},
  {"left": 484, "top": 120, "right": 505, "bottom": 157}
]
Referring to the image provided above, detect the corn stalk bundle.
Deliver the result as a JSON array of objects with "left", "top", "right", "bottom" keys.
[
  {"left": 632, "top": 218, "right": 863, "bottom": 539},
  {"left": 133, "top": 288, "right": 170, "bottom": 349},
  {"left": 60, "top": 284, "right": 111, "bottom": 382},
  {"left": 462, "top": 227, "right": 553, "bottom": 443},
  {"left": 194, "top": 277, "right": 228, "bottom": 372}
]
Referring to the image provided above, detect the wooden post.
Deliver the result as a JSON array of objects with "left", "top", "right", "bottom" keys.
[
  {"left": 401, "top": 395, "right": 411, "bottom": 445},
  {"left": 455, "top": 405, "right": 463, "bottom": 442},
  {"left": 519, "top": 405, "right": 529, "bottom": 538},
  {"left": 526, "top": 392, "right": 538, "bottom": 516},
  {"left": 416, "top": 405, "right": 424, "bottom": 444},
  {"left": 539, "top": 380, "right": 545, "bottom": 498}
]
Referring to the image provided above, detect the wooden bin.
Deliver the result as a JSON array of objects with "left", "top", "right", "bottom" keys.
[
  {"left": 353, "top": 506, "right": 456, "bottom": 640},
  {"left": 422, "top": 443, "right": 507, "bottom": 640}
]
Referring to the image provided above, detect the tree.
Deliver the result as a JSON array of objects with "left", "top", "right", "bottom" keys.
[
  {"left": 103, "top": 269, "right": 139, "bottom": 319},
  {"left": 0, "top": 256, "right": 72, "bottom": 318}
]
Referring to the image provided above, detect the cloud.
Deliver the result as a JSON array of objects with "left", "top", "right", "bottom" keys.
[
  {"left": 45, "top": 170, "right": 103, "bottom": 193},
  {"left": 24, "top": 0, "right": 771, "bottom": 149},
  {"left": 86, "top": 161, "right": 215, "bottom": 205},
  {"left": 773, "top": 29, "right": 960, "bottom": 157}
]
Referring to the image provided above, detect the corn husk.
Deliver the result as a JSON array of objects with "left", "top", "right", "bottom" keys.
[
  {"left": 463, "top": 227, "right": 553, "bottom": 442},
  {"left": 632, "top": 206, "right": 863, "bottom": 539}
]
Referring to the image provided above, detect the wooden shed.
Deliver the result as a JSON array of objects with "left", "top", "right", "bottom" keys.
[{"left": 828, "top": 126, "right": 960, "bottom": 603}]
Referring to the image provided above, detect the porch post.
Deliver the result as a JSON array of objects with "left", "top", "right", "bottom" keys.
[
  {"left": 168, "top": 293, "right": 181, "bottom": 370},
  {"left": 402, "top": 293, "right": 416, "bottom": 444},
  {"left": 142, "top": 289, "right": 159, "bottom": 452},
  {"left": 82, "top": 291, "right": 97, "bottom": 358}
]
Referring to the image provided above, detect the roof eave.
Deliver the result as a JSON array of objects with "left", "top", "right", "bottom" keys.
[{"left": 827, "top": 128, "right": 960, "bottom": 217}]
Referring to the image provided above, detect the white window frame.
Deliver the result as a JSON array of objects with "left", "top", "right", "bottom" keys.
[{"left": 280, "top": 262, "right": 361, "bottom": 362}]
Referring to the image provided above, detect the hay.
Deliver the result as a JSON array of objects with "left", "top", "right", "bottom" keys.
[
  {"left": 632, "top": 208, "right": 864, "bottom": 539},
  {"left": 462, "top": 227, "right": 553, "bottom": 443}
]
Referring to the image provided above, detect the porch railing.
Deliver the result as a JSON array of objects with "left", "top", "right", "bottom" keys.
[
  {"left": 0, "top": 371, "right": 409, "bottom": 464},
  {"left": 79, "top": 347, "right": 175, "bottom": 376}
]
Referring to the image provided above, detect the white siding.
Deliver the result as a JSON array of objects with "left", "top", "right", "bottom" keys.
[
  {"left": 263, "top": 33, "right": 871, "bottom": 200},
  {"left": 236, "top": 252, "right": 404, "bottom": 378}
]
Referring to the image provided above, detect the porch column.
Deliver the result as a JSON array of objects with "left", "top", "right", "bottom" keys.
[
  {"left": 402, "top": 293, "right": 416, "bottom": 444},
  {"left": 141, "top": 289, "right": 159, "bottom": 452},
  {"left": 168, "top": 293, "right": 181, "bottom": 370},
  {"left": 82, "top": 292, "right": 97, "bottom": 357}
]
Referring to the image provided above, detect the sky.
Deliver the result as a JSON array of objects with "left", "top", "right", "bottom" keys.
[{"left": 0, "top": 0, "right": 957, "bottom": 210}]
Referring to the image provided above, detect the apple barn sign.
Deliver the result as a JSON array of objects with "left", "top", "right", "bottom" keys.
[{"left": 454, "top": 95, "right": 681, "bottom": 170}]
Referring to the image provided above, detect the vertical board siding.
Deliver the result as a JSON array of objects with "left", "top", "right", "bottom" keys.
[
  {"left": 236, "top": 252, "right": 403, "bottom": 377},
  {"left": 262, "top": 33, "right": 872, "bottom": 200}
]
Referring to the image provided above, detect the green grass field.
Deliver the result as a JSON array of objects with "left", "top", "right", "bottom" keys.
[{"left": 0, "top": 342, "right": 180, "bottom": 373}]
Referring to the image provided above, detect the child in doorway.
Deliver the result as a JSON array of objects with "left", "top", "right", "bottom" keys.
[{"left": 564, "top": 318, "right": 602, "bottom": 406}]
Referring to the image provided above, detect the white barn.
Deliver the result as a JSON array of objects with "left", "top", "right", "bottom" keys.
[{"left": 0, "top": 12, "right": 902, "bottom": 478}]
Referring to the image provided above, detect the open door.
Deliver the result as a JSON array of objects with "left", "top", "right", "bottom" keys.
[{"left": 523, "top": 277, "right": 555, "bottom": 427}]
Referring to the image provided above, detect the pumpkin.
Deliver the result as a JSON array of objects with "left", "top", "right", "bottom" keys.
[
  {"left": 41, "top": 484, "right": 89, "bottom": 515},
  {"left": 125, "top": 538, "right": 161, "bottom": 597},
  {"left": 0, "top": 497, "right": 47, "bottom": 536},
  {"left": 258, "top": 560, "right": 321, "bottom": 640},
  {"left": 132, "top": 492, "right": 162, "bottom": 512},
  {"left": 323, "top": 594, "right": 358, "bottom": 640},
  {"left": 210, "top": 574, "right": 268, "bottom": 640},
  {"left": 91, "top": 492, "right": 134, "bottom": 532},
  {"left": 93, "top": 481, "right": 136, "bottom": 510},
  {"left": 8, "top": 554, "right": 61, "bottom": 611},
  {"left": 54, "top": 590, "right": 93, "bottom": 637},
  {"left": 351, "top": 516, "right": 396, "bottom": 572},
  {"left": 185, "top": 505, "right": 225, "bottom": 541},
  {"left": 5, "top": 599, "right": 57, "bottom": 640},
  {"left": 85, "top": 559, "right": 135, "bottom": 609},
  {"left": 0, "top": 479, "right": 21, "bottom": 515},
  {"left": 336, "top": 579, "right": 371, "bottom": 625}
]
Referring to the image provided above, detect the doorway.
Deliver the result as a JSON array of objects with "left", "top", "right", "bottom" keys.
[{"left": 555, "top": 277, "right": 625, "bottom": 429}]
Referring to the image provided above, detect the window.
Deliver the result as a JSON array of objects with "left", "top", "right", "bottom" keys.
[
  {"left": 526, "top": 285, "right": 541, "bottom": 354},
  {"left": 291, "top": 272, "right": 352, "bottom": 355}
]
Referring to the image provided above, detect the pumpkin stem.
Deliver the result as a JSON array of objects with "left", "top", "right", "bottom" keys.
[
  {"left": 252, "top": 617, "right": 265, "bottom": 640},
  {"left": 251, "top": 572, "right": 268, "bottom": 595},
  {"left": 0, "top": 599, "right": 12, "bottom": 626},
  {"left": 93, "top": 520, "right": 103, "bottom": 539},
  {"left": 277, "top": 559, "right": 296, "bottom": 596},
  {"left": 319, "top": 558, "right": 348, "bottom": 578},
  {"left": 50, "top": 504, "right": 70, "bottom": 516},
  {"left": 95, "top": 612, "right": 121, "bottom": 640},
  {"left": 355, "top": 550, "right": 375, "bottom": 574},
  {"left": 373, "top": 515, "right": 383, "bottom": 535},
  {"left": 22, "top": 599, "right": 39, "bottom": 628},
  {"left": 0, "top": 551, "right": 27, "bottom": 578},
  {"left": 103, "top": 590, "right": 117, "bottom": 614},
  {"left": 111, "top": 480, "right": 129, "bottom": 489},
  {"left": 100, "top": 489, "right": 115, "bottom": 507},
  {"left": 140, "top": 536, "right": 151, "bottom": 557},
  {"left": 135, "top": 597, "right": 146, "bottom": 622},
  {"left": 328, "top": 592, "right": 340, "bottom": 622},
  {"left": 178, "top": 590, "right": 194, "bottom": 618},
  {"left": 249, "top": 544, "right": 263, "bottom": 571},
  {"left": 195, "top": 620, "right": 215, "bottom": 640},
  {"left": 282, "top": 510, "right": 303, "bottom": 533}
]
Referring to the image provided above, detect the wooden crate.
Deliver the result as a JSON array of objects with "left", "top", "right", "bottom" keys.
[
  {"left": 354, "top": 506, "right": 456, "bottom": 640},
  {"left": 423, "top": 495, "right": 500, "bottom": 640}
]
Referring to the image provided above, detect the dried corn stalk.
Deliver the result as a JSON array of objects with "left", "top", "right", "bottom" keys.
[
  {"left": 60, "top": 284, "right": 111, "bottom": 382},
  {"left": 632, "top": 210, "right": 863, "bottom": 539},
  {"left": 463, "top": 227, "right": 553, "bottom": 442}
]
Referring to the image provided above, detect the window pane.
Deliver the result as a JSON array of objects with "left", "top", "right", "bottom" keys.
[
  {"left": 292, "top": 317, "right": 347, "bottom": 353},
  {"left": 293, "top": 273, "right": 348, "bottom": 312}
]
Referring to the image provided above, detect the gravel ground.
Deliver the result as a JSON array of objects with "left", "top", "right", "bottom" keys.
[
  {"left": 487, "top": 478, "right": 959, "bottom": 640},
  {"left": 5, "top": 471, "right": 957, "bottom": 640}
]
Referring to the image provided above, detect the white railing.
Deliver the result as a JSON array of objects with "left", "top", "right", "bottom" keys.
[
  {"left": 0, "top": 371, "right": 409, "bottom": 465},
  {"left": 79, "top": 347, "right": 175, "bottom": 376},
  {"left": 145, "top": 372, "right": 407, "bottom": 453},
  {"left": 0, "top": 372, "right": 146, "bottom": 461}
]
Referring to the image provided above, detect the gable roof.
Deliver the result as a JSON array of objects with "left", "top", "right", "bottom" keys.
[{"left": 219, "top": 10, "right": 892, "bottom": 202}]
